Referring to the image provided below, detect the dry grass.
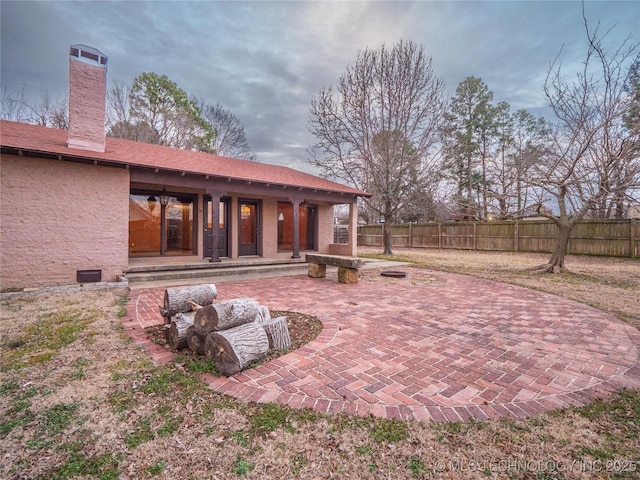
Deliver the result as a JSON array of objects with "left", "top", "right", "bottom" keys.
[{"left": 0, "top": 250, "right": 639, "bottom": 479}]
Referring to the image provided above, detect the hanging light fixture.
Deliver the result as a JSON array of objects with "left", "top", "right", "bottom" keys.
[
  {"left": 147, "top": 195, "right": 157, "bottom": 213},
  {"left": 159, "top": 189, "right": 170, "bottom": 207}
]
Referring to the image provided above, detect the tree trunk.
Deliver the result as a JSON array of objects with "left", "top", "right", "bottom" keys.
[
  {"left": 186, "top": 325, "right": 205, "bottom": 355},
  {"left": 204, "top": 323, "right": 270, "bottom": 377},
  {"left": 163, "top": 284, "right": 217, "bottom": 317},
  {"left": 383, "top": 209, "right": 393, "bottom": 255},
  {"left": 168, "top": 312, "right": 195, "bottom": 350},
  {"left": 482, "top": 151, "right": 487, "bottom": 220},
  {"left": 193, "top": 298, "right": 260, "bottom": 336},
  {"left": 260, "top": 316, "right": 291, "bottom": 350},
  {"left": 467, "top": 150, "right": 474, "bottom": 218},
  {"left": 544, "top": 222, "right": 573, "bottom": 273}
]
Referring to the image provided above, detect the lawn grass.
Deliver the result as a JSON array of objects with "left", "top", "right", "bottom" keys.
[{"left": 1, "top": 252, "right": 639, "bottom": 479}]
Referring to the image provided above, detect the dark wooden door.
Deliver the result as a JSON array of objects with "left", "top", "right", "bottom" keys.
[
  {"left": 239, "top": 200, "right": 260, "bottom": 256},
  {"left": 203, "top": 197, "right": 229, "bottom": 258}
]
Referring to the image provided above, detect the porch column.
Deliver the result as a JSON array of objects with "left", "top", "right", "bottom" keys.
[
  {"left": 348, "top": 202, "right": 358, "bottom": 257},
  {"left": 208, "top": 191, "right": 222, "bottom": 262},
  {"left": 160, "top": 203, "right": 167, "bottom": 256},
  {"left": 291, "top": 198, "right": 302, "bottom": 259}
]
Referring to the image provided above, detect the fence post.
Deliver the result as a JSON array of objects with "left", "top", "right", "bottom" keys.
[
  {"left": 473, "top": 222, "right": 477, "bottom": 250},
  {"left": 409, "top": 222, "right": 413, "bottom": 247},
  {"left": 514, "top": 220, "right": 519, "bottom": 252},
  {"left": 631, "top": 219, "right": 637, "bottom": 259},
  {"left": 438, "top": 222, "right": 442, "bottom": 249}
]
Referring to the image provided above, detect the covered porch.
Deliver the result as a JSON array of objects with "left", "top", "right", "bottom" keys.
[{"left": 128, "top": 166, "right": 361, "bottom": 266}]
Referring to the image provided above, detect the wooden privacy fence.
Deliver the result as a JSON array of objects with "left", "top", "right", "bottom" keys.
[{"left": 358, "top": 219, "right": 640, "bottom": 258}]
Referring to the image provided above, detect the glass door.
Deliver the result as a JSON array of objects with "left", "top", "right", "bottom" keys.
[
  {"left": 277, "top": 202, "right": 317, "bottom": 252},
  {"left": 203, "top": 197, "right": 229, "bottom": 258},
  {"left": 129, "top": 192, "right": 195, "bottom": 257},
  {"left": 239, "top": 200, "right": 260, "bottom": 256}
]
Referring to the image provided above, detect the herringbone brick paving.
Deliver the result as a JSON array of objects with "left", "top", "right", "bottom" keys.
[{"left": 122, "top": 267, "right": 640, "bottom": 422}]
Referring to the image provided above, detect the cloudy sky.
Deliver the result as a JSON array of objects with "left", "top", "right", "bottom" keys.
[{"left": 1, "top": 1, "right": 638, "bottom": 174}]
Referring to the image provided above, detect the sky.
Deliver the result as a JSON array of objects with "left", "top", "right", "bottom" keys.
[{"left": 1, "top": 0, "right": 638, "bottom": 175}]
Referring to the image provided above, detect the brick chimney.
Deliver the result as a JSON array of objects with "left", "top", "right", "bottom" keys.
[{"left": 67, "top": 44, "right": 108, "bottom": 152}]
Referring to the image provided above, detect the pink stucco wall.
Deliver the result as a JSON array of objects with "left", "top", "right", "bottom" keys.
[
  {"left": 0, "top": 154, "right": 130, "bottom": 289},
  {"left": 316, "top": 204, "right": 336, "bottom": 254},
  {"left": 261, "top": 198, "right": 279, "bottom": 256}
]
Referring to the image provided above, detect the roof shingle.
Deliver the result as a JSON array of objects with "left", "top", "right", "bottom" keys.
[{"left": 0, "top": 120, "right": 368, "bottom": 197}]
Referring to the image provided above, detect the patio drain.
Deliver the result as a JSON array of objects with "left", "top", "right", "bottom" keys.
[{"left": 380, "top": 270, "right": 407, "bottom": 278}]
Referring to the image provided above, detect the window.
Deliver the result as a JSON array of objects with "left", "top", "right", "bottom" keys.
[
  {"left": 129, "top": 191, "right": 195, "bottom": 256},
  {"left": 277, "top": 202, "right": 317, "bottom": 251}
]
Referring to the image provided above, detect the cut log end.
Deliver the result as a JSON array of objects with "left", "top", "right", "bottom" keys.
[
  {"left": 167, "top": 312, "right": 195, "bottom": 350},
  {"left": 186, "top": 325, "right": 205, "bottom": 355},
  {"left": 204, "top": 323, "right": 269, "bottom": 377}
]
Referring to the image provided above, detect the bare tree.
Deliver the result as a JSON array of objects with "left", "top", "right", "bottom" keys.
[
  {"left": 588, "top": 58, "right": 640, "bottom": 218},
  {"left": 1, "top": 86, "right": 68, "bottom": 129},
  {"left": 308, "top": 40, "right": 448, "bottom": 254},
  {"left": 510, "top": 109, "right": 549, "bottom": 216},
  {"left": 484, "top": 105, "right": 549, "bottom": 219},
  {"left": 485, "top": 101, "right": 514, "bottom": 218},
  {"left": 198, "top": 101, "right": 254, "bottom": 160},
  {"left": 528, "top": 9, "right": 640, "bottom": 272},
  {"left": 1, "top": 86, "right": 26, "bottom": 122}
]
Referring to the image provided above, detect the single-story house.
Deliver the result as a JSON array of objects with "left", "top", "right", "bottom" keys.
[{"left": 0, "top": 45, "right": 369, "bottom": 290}]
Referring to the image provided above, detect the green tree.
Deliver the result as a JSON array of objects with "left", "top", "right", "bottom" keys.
[
  {"left": 129, "top": 72, "right": 213, "bottom": 150},
  {"left": 108, "top": 73, "right": 213, "bottom": 151},
  {"left": 309, "top": 40, "right": 447, "bottom": 254},
  {"left": 442, "top": 76, "right": 493, "bottom": 218}
]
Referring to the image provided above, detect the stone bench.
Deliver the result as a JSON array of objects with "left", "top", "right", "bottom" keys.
[{"left": 305, "top": 254, "right": 363, "bottom": 284}]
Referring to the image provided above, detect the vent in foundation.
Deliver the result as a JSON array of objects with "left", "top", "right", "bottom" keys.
[{"left": 77, "top": 269, "right": 102, "bottom": 283}]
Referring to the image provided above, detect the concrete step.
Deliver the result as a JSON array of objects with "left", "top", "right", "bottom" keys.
[
  {"left": 123, "top": 262, "right": 309, "bottom": 287},
  {"left": 125, "top": 257, "right": 305, "bottom": 274},
  {"left": 123, "top": 257, "right": 412, "bottom": 290}
]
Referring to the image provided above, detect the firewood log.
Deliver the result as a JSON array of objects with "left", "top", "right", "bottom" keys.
[
  {"left": 255, "top": 305, "right": 271, "bottom": 323},
  {"left": 163, "top": 284, "right": 217, "bottom": 317},
  {"left": 193, "top": 298, "right": 260, "bottom": 336},
  {"left": 260, "top": 316, "right": 291, "bottom": 350},
  {"left": 186, "top": 325, "right": 205, "bottom": 355},
  {"left": 204, "top": 323, "right": 269, "bottom": 376},
  {"left": 168, "top": 312, "right": 195, "bottom": 350}
]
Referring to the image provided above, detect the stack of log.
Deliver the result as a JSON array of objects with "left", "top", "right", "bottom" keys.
[{"left": 160, "top": 284, "right": 291, "bottom": 376}]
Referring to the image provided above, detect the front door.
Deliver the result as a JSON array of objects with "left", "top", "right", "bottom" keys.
[
  {"left": 239, "top": 200, "right": 260, "bottom": 256},
  {"left": 203, "top": 197, "right": 229, "bottom": 258}
]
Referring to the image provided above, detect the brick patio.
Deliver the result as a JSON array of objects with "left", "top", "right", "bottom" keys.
[{"left": 121, "top": 267, "right": 640, "bottom": 422}]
